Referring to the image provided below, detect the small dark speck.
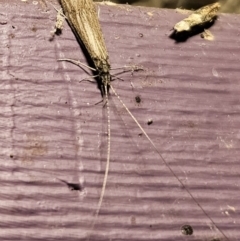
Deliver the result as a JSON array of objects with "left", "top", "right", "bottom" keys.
[
  {"left": 187, "top": 121, "right": 195, "bottom": 128},
  {"left": 31, "top": 26, "right": 37, "bottom": 32},
  {"left": 147, "top": 119, "right": 153, "bottom": 125},
  {"left": 10, "top": 155, "right": 13, "bottom": 158},
  {"left": 12, "top": 25, "right": 15, "bottom": 29},
  {"left": 67, "top": 183, "right": 82, "bottom": 191},
  {"left": 9, "top": 33, "right": 15, "bottom": 39},
  {"left": 131, "top": 216, "right": 136, "bottom": 225},
  {"left": 55, "top": 28, "right": 62, "bottom": 36},
  {"left": 135, "top": 95, "right": 141, "bottom": 104},
  {"left": 149, "top": 225, "right": 152, "bottom": 228},
  {"left": 138, "top": 133, "right": 143, "bottom": 137},
  {"left": 181, "top": 224, "right": 193, "bottom": 235},
  {"left": 65, "top": 102, "right": 68, "bottom": 104},
  {"left": 139, "top": 33, "right": 143, "bottom": 37}
]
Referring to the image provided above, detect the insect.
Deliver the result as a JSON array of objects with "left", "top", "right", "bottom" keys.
[
  {"left": 56, "top": 0, "right": 229, "bottom": 240},
  {"left": 174, "top": 2, "right": 221, "bottom": 33},
  {"left": 57, "top": 0, "right": 151, "bottom": 237}
]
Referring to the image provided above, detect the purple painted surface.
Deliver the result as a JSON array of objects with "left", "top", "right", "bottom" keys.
[{"left": 0, "top": 1, "right": 239, "bottom": 240}]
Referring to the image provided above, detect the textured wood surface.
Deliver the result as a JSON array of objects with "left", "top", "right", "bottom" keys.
[{"left": 0, "top": 1, "right": 239, "bottom": 240}]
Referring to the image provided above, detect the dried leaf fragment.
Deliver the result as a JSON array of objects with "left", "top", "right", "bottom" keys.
[
  {"left": 176, "top": 8, "right": 192, "bottom": 15},
  {"left": 174, "top": 2, "right": 221, "bottom": 33}
]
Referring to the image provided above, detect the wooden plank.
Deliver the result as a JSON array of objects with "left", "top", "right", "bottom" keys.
[{"left": 0, "top": 1, "right": 239, "bottom": 240}]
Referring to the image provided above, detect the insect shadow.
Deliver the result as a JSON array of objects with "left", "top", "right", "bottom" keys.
[
  {"left": 58, "top": 178, "right": 82, "bottom": 191},
  {"left": 169, "top": 18, "right": 217, "bottom": 43}
]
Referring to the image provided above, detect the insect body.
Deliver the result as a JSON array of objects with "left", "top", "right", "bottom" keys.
[
  {"left": 57, "top": 1, "right": 159, "bottom": 237},
  {"left": 58, "top": 2, "right": 113, "bottom": 239},
  {"left": 174, "top": 2, "right": 221, "bottom": 33},
  {"left": 59, "top": 0, "right": 111, "bottom": 96}
]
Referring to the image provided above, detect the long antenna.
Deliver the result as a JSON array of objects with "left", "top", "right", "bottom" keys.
[
  {"left": 87, "top": 84, "right": 111, "bottom": 240},
  {"left": 110, "top": 84, "right": 229, "bottom": 241}
]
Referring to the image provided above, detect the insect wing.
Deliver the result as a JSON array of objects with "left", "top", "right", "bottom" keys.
[{"left": 59, "top": 0, "right": 109, "bottom": 70}]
